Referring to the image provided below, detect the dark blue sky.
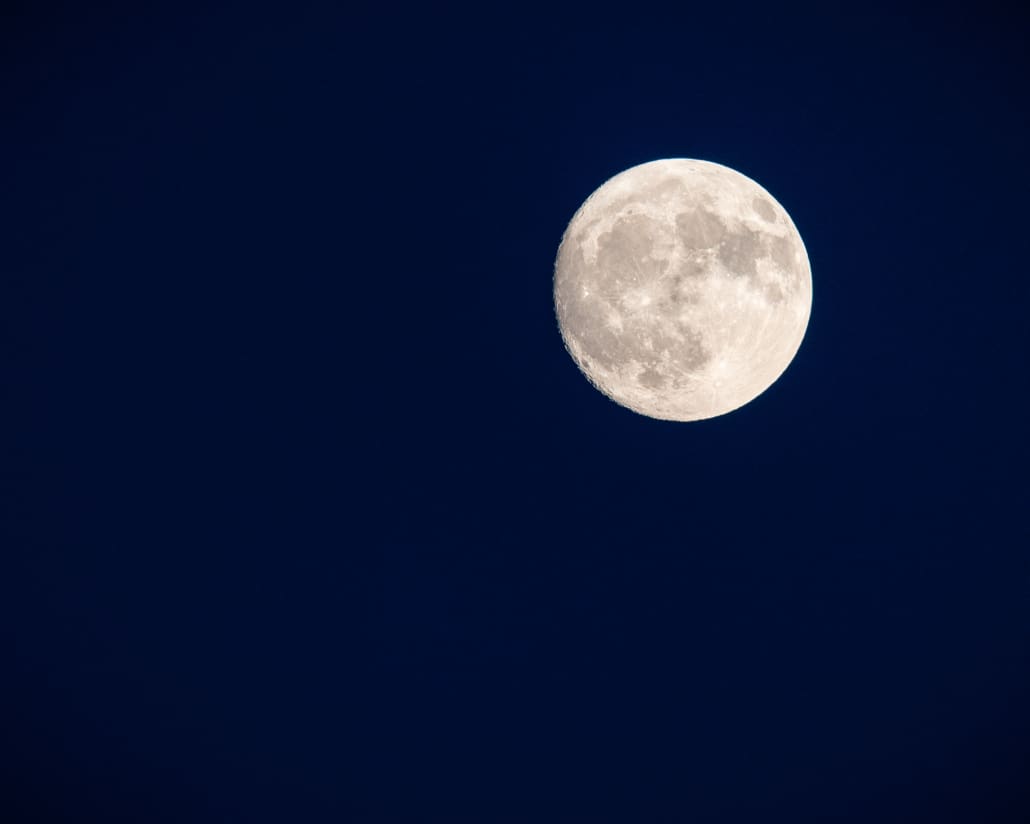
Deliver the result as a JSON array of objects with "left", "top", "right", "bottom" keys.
[{"left": 4, "top": 2, "right": 1030, "bottom": 822}]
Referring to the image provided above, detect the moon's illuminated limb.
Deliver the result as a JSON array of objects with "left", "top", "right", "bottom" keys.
[{"left": 553, "top": 159, "right": 812, "bottom": 422}]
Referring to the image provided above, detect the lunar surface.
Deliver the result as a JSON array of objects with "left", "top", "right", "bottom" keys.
[{"left": 554, "top": 158, "right": 812, "bottom": 421}]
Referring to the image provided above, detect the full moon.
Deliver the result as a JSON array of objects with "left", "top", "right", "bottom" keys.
[{"left": 554, "top": 159, "right": 812, "bottom": 421}]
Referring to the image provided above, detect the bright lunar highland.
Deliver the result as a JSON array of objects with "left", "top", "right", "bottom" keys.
[{"left": 554, "top": 159, "right": 812, "bottom": 421}]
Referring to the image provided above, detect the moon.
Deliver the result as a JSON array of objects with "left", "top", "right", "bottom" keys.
[{"left": 554, "top": 159, "right": 812, "bottom": 421}]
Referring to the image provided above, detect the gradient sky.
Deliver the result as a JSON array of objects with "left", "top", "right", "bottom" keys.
[{"left": 4, "top": 2, "right": 1030, "bottom": 822}]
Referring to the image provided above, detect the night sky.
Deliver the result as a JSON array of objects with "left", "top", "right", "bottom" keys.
[{"left": 4, "top": 2, "right": 1030, "bottom": 822}]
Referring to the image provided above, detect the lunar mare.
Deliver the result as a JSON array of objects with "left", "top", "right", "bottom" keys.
[{"left": 554, "top": 159, "right": 812, "bottom": 421}]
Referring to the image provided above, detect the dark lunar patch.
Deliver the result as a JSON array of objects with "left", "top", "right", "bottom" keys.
[
  {"left": 611, "top": 317, "right": 712, "bottom": 384},
  {"left": 671, "top": 323, "right": 710, "bottom": 372},
  {"left": 676, "top": 208, "right": 725, "bottom": 248},
  {"left": 718, "top": 228, "right": 761, "bottom": 277},
  {"left": 770, "top": 234, "right": 795, "bottom": 270},
  {"left": 656, "top": 279, "right": 698, "bottom": 313},
  {"left": 638, "top": 367, "right": 666, "bottom": 389},
  {"left": 595, "top": 214, "right": 664, "bottom": 288},
  {"left": 653, "top": 290, "right": 676, "bottom": 315},
  {"left": 628, "top": 323, "right": 711, "bottom": 376},
  {"left": 752, "top": 197, "right": 776, "bottom": 222}
]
